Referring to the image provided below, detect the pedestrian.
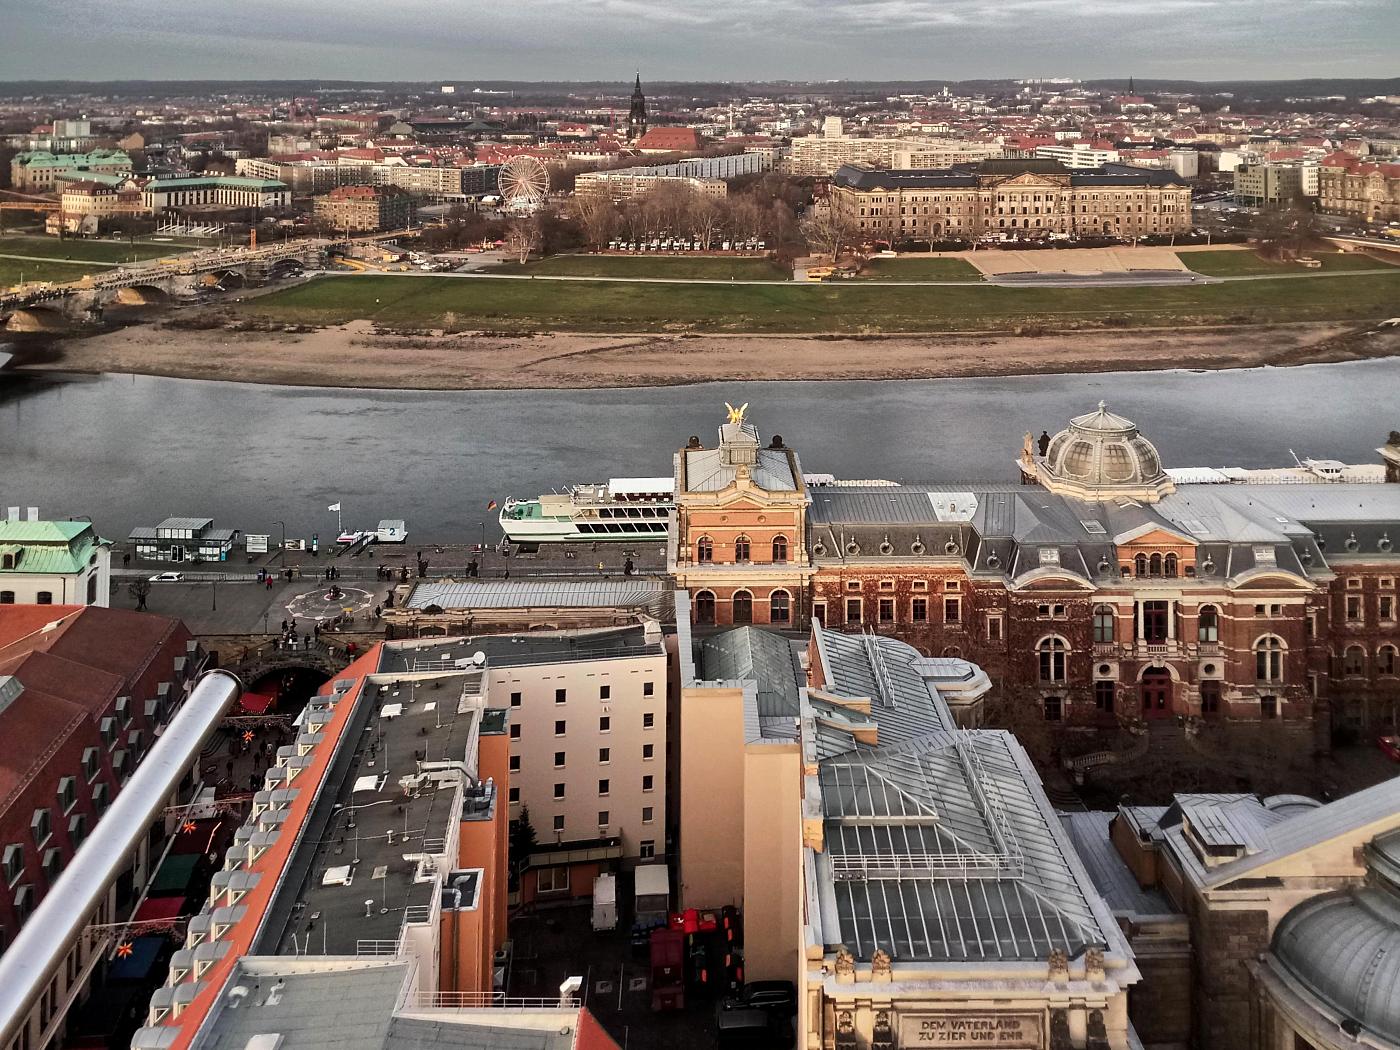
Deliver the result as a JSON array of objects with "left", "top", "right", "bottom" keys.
[
  {"left": 281, "top": 619, "right": 288, "bottom": 633},
  {"left": 303, "top": 635, "right": 310, "bottom": 650},
  {"left": 373, "top": 604, "right": 382, "bottom": 618}
]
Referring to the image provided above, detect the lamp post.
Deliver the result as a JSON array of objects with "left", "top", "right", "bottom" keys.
[{"left": 273, "top": 520, "right": 286, "bottom": 567}]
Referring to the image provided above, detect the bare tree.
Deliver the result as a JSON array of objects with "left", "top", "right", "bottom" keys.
[
  {"left": 504, "top": 216, "right": 541, "bottom": 264},
  {"left": 1253, "top": 195, "right": 1321, "bottom": 259},
  {"left": 800, "top": 204, "right": 861, "bottom": 262},
  {"left": 572, "top": 193, "right": 621, "bottom": 251},
  {"left": 693, "top": 197, "right": 725, "bottom": 251}
]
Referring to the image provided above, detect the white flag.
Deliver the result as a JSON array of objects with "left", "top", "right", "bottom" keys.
[{"left": 328, "top": 502, "right": 341, "bottom": 512}]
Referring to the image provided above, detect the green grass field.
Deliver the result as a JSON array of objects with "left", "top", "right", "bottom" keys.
[
  {"left": 0, "top": 236, "right": 186, "bottom": 265},
  {"left": 852, "top": 257, "right": 983, "bottom": 281},
  {"left": 1177, "top": 249, "right": 1390, "bottom": 277},
  {"left": 244, "top": 270, "right": 1400, "bottom": 334},
  {"left": 0, "top": 258, "right": 108, "bottom": 288},
  {"left": 487, "top": 254, "right": 790, "bottom": 280}
]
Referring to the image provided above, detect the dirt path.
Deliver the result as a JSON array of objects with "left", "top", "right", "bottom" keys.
[{"left": 17, "top": 317, "right": 1400, "bottom": 390}]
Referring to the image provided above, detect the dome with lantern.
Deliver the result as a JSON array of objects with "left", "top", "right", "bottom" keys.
[{"left": 1035, "top": 402, "right": 1175, "bottom": 502}]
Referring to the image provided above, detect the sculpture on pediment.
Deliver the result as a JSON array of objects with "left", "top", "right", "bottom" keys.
[
  {"left": 834, "top": 945, "right": 856, "bottom": 981},
  {"left": 871, "top": 946, "right": 892, "bottom": 981}
]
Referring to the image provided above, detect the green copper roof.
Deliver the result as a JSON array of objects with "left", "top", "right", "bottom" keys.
[{"left": 0, "top": 520, "right": 107, "bottom": 575}]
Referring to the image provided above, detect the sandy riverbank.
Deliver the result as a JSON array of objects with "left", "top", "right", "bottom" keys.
[{"left": 17, "top": 317, "right": 1400, "bottom": 390}]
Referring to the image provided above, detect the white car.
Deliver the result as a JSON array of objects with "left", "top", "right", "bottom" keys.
[{"left": 149, "top": 572, "right": 185, "bottom": 583}]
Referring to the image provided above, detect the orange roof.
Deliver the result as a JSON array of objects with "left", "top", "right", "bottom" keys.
[
  {"left": 156, "top": 646, "right": 385, "bottom": 1050},
  {"left": 635, "top": 127, "right": 703, "bottom": 152}
]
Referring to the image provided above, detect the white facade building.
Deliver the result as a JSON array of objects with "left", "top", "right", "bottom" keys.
[{"left": 0, "top": 511, "right": 111, "bottom": 608}]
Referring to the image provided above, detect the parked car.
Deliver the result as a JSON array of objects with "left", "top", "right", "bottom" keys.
[
  {"left": 1378, "top": 734, "right": 1400, "bottom": 762},
  {"left": 149, "top": 572, "right": 185, "bottom": 583},
  {"left": 720, "top": 980, "right": 798, "bottom": 1017}
]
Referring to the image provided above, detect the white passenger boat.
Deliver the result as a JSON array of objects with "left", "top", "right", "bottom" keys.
[{"left": 498, "top": 477, "right": 674, "bottom": 542}]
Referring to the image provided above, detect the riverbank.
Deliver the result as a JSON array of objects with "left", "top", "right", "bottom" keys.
[{"left": 19, "top": 317, "right": 1400, "bottom": 390}]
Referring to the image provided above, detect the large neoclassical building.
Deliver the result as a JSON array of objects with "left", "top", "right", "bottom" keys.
[
  {"left": 672, "top": 406, "right": 1400, "bottom": 734},
  {"left": 828, "top": 158, "right": 1192, "bottom": 242}
]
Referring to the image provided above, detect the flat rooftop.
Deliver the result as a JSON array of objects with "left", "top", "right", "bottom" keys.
[
  {"left": 404, "top": 578, "right": 668, "bottom": 612},
  {"left": 262, "top": 670, "right": 494, "bottom": 956},
  {"left": 185, "top": 960, "right": 578, "bottom": 1050},
  {"left": 377, "top": 627, "right": 661, "bottom": 675}
]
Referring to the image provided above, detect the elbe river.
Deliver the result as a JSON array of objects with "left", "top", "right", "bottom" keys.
[{"left": 1, "top": 359, "right": 1397, "bottom": 544}]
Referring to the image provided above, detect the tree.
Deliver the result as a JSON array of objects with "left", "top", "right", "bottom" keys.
[
  {"left": 1252, "top": 195, "right": 1321, "bottom": 259},
  {"left": 572, "top": 193, "right": 621, "bottom": 251},
  {"left": 800, "top": 204, "right": 861, "bottom": 262},
  {"left": 128, "top": 579, "right": 151, "bottom": 611},
  {"left": 504, "top": 215, "right": 541, "bottom": 264}
]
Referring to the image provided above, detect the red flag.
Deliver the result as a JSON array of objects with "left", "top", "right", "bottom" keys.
[{"left": 486, "top": 500, "right": 498, "bottom": 511}]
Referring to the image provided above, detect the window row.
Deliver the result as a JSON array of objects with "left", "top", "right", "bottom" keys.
[
  {"left": 542, "top": 775, "right": 657, "bottom": 799},
  {"left": 694, "top": 589, "right": 790, "bottom": 625},
  {"left": 507, "top": 682, "right": 656, "bottom": 706},
  {"left": 521, "top": 743, "right": 657, "bottom": 764},
  {"left": 694, "top": 535, "right": 788, "bottom": 564},
  {"left": 1340, "top": 644, "right": 1399, "bottom": 677},
  {"left": 820, "top": 596, "right": 962, "bottom": 626}
]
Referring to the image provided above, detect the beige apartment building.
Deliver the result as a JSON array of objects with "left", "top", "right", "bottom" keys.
[
  {"left": 418, "top": 622, "right": 672, "bottom": 863},
  {"left": 787, "top": 118, "right": 1001, "bottom": 176},
  {"left": 574, "top": 171, "right": 727, "bottom": 201},
  {"left": 829, "top": 158, "right": 1192, "bottom": 241}
]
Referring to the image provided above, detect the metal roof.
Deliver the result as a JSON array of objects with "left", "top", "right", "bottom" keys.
[
  {"left": 1059, "top": 811, "right": 1177, "bottom": 919},
  {"left": 810, "top": 626, "right": 1122, "bottom": 965},
  {"left": 154, "top": 516, "right": 215, "bottom": 531},
  {"left": 405, "top": 578, "right": 665, "bottom": 611},
  {"left": 698, "top": 628, "right": 803, "bottom": 720},
  {"left": 684, "top": 446, "right": 797, "bottom": 493}
]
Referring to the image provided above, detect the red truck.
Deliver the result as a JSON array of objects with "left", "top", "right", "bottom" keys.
[{"left": 649, "top": 927, "right": 686, "bottom": 1011}]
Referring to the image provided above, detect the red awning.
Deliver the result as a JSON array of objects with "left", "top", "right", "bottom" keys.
[
  {"left": 132, "top": 896, "right": 184, "bottom": 922},
  {"left": 238, "top": 689, "right": 276, "bottom": 714}
]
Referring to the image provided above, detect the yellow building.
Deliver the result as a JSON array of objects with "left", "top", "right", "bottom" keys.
[{"left": 829, "top": 159, "right": 1192, "bottom": 242}]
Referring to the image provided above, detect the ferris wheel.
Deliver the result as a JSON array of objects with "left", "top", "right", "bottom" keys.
[{"left": 499, "top": 155, "right": 551, "bottom": 208}]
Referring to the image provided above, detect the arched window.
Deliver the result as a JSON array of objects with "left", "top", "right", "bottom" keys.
[
  {"left": 733, "top": 536, "right": 751, "bottom": 562},
  {"left": 694, "top": 591, "right": 715, "bottom": 625},
  {"left": 1092, "top": 604, "right": 1115, "bottom": 644},
  {"left": 87, "top": 574, "right": 98, "bottom": 605},
  {"left": 1380, "top": 646, "right": 1398, "bottom": 676},
  {"left": 1038, "top": 636, "right": 1068, "bottom": 683},
  {"left": 1149, "top": 553, "right": 1163, "bottom": 577},
  {"left": 1343, "top": 645, "right": 1366, "bottom": 676},
  {"left": 769, "top": 590, "right": 790, "bottom": 624},
  {"left": 1134, "top": 553, "right": 1148, "bottom": 577},
  {"left": 733, "top": 590, "right": 753, "bottom": 624},
  {"left": 36, "top": 592, "right": 52, "bottom": 605},
  {"left": 0, "top": 553, "right": 13, "bottom": 570},
  {"left": 1165, "top": 553, "right": 1178, "bottom": 578},
  {"left": 1255, "top": 636, "right": 1285, "bottom": 683},
  {"left": 696, "top": 536, "right": 713, "bottom": 563},
  {"left": 771, "top": 536, "right": 788, "bottom": 563},
  {"left": 1198, "top": 605, "right": 1219, "bottom": 643}
]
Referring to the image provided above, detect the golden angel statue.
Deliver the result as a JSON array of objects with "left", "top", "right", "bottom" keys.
[{"left": 725, "top": 402, "right": 749, "bottom": 425}]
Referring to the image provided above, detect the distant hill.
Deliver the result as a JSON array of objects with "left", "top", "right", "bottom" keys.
[{"left": 0, "top": 77, "right": 1397, "bottom": 102}]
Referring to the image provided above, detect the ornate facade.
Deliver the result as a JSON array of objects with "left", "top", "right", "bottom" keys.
[
  {"left": 669, "top": 408, "right": 814, "bottom": 630},
  {"left": 673, "top": 408, "right": 1400, "bottom": 735}
]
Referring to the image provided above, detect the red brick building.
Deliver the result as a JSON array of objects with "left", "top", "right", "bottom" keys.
[
  {"left": 674, "top": 407, "right": 1400, "bottom": 735},
  {"left": 0, "top": 605, "right": 204, "bottom": 951}
]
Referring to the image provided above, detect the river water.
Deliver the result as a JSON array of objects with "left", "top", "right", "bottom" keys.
[{"left": 1, "top": 359, "right": 1397, "bottom": 543}]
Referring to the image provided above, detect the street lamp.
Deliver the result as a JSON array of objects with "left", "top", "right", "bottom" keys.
[{"left": 273, "top": 520, "right": 286, "bottom": 567}]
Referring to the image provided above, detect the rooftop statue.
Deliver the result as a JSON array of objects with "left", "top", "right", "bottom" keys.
[{"left": 725, "top": 401, "right": 749, "bottom": 426}]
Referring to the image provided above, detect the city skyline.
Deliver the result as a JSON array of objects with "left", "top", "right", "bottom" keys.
[{"left": 0, "top": 0, "right": 1394, "bottom": 83}]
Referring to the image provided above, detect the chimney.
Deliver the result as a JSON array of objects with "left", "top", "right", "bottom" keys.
[
  {"left": 26, "top": 507, "right": 39, "bottom": 522},
  {"left": 5, "top": 507, "right": 17, "bottom": 523}
]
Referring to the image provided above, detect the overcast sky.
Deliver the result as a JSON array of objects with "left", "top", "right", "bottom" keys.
[{"left": 0, "top": 0, "right": 1393, "bottom": 82}]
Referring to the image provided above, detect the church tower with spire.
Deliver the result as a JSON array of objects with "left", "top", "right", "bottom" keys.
[{"left": 627, "top": 73, "right": 648, "bottom": 142}]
